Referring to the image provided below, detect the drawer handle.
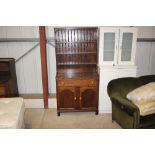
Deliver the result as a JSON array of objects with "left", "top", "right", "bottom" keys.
[
  {"left": 79, "top": 97, "right": 82, "bottom": 100},
  {"left": 74, "top": 97, "right": 77, "bottom": 100}
]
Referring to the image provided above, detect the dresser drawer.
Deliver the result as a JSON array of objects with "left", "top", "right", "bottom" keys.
[{"left": 57, "top": 79, "right": 98, "bottom": 87}]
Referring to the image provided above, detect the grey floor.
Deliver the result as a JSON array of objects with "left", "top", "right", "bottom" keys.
[{"left": 24, "top": 108, "right": 121, "bottom": 129}]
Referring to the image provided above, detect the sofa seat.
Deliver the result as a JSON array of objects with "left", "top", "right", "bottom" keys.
[{"left": 0, "top": 97, "right": 25, "bottom": 129}]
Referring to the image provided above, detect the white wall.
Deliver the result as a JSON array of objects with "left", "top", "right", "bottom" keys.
[{"left": 0, "top": 26, "right": 155, "bottom": 95}]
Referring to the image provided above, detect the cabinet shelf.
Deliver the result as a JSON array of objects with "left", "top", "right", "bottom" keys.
[
  {"left": 56, "top": 52, "right": 96, "bottom": 55},
  {"left": 57, "top": 62, "right": 97, "bottom": 66},
  {"left": 55, "top": 41, "right": 97, "bottom": 44}
]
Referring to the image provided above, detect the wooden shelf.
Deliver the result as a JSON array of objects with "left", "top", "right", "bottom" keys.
[
  {"left": 57, "top": 72, "right": 99, "bottom": 79},
  {"left": 55, "top": 41, "right": 97, "bottom": 43},
  {"left": 54, "top": 27, "right": 97, "bottom": 30},
  {"left": 56, "top": 52, "right": 96, "bottom": 55},
  {"left": 57, "top": 62, "right": 97, "bottom": 66}
]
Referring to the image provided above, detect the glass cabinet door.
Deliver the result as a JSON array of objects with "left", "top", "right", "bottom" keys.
[
  {"left": 99, "top": 27, "right": 137, "bottom": 66},
  {"left": 99, "top": 28, "right": 119, "bottom": 65},
  {"left": 121, "top": 33, "right": 133, "bottom": 61},
  {"left": 118, "top": 28, "right": 137, "bottom": 65},
  {"left": 103, "top": 33, "right": 115, "bottom": 61}
]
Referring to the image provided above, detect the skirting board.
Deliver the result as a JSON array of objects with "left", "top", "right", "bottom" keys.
[
  {"left": 99, "top": 105, "right": 112, "bottom": 113},
  {"left": 24, "top": 98, "right": 111, "bottom": 113}
]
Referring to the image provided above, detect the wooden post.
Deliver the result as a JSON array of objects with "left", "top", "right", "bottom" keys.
[{"left": 39, "top": 26, "right": 48, "bottom": 109}]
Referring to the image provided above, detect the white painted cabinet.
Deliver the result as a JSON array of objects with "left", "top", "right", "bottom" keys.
[
  {"left": 98, "top": 27, "right": 138, "bottom": 113},
  {"left": 99, "top": 66, "right": 137, "bottom": 113},
  {"left": 99, "top": 27, "right": 137, "bottom": 66}
]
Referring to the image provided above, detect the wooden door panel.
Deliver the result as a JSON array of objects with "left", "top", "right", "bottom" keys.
[
  {"left": 0, "top": 84, "right": 6, "bottom": 97},
  {"left": 57, "top": 87, "right": 76, "bottom": 109},
  {"left": 0, "top": 81, "right": 11, "bottom": 97},
  {"left": 80, "top": 87, "right": 98, "bottom": 108}
]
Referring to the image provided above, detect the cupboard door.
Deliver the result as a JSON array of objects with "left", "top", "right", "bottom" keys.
[
  {"left": 0, "top": 83, "right": 7, "bottom": 97},
  {"left": 118, "top": 28, "right": 137, "bottom": 65},
  {"left": 80, "top": 87, "right": 98, "bottom": 109},
  {"left": 99, "top": 68, "right": 117, "bottom": 113},
  {"left": 0, "top": 81, "right": 11, "bottom": 97},
  {"left": 99, "top": 28, "right": 119, "bottom": 66},
  {"left": 57, "top": 87, "right": 76, "bottom": 109}
]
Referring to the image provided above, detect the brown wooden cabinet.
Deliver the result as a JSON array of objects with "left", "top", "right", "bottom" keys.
[
  {"left": 56, "top": 79, "right": 98, "bottom": 115},
  {"left": 0, "top": 58, "right": 19, "bottom": 97},
  {"left": 55, "top": 27, "right": 99, "bottom": 116}
]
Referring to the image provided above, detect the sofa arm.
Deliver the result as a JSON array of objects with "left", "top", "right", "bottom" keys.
[
  {"left": 110, "top": 93, "right": 140, "bottom": 115},
  {"left": 110, "top": 95, "right": 140, "bottom": 128},
  {"left": 110, "top": 94, "right": 140, "bottom": 128}
]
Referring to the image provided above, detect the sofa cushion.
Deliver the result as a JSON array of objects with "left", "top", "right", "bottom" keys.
[
  {"left": 127, "top": 82, "right": 155, "bottom": 103},
  {"left": 127, "top": 82, "right": 155, "bottom": 116},
  {"left": 137, "top": 101, "right": 155, "bottom": 116}
]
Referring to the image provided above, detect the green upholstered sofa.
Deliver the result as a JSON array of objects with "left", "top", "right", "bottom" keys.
[{"left": 107, "top": 75, "right": 155, "bottom": 129}]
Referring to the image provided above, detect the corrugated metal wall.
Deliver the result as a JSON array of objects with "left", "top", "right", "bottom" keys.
[
  {"left": 136, "top": 26, "right": 155, "bottom": 76},
  {"left": 0, "top": 26, "right": 43, "bottom": 94},
  {"left": 0, "top": 26, "right": 155, "bottom": 94}
]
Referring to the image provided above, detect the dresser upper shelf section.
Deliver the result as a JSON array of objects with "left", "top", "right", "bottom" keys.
[
  {"left": 55, "top": 27, "right": 97, "bottom": 42},
  {"left": 54, "top": 27, "right": 98, "bottom": 71}
]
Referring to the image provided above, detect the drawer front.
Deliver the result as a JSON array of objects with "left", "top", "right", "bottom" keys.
[{"left": 57, "top": 79, "right": 98, "bottom": 87}]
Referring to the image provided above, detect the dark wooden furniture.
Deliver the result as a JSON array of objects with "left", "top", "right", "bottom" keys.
[
  {"left": 55, "top": 27, "right": 99, "bottom": 116},
  {"left": 0, "top": 58, "right": 18, "bottom": 97}
]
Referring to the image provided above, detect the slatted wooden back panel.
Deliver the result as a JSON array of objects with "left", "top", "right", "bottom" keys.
[{"left": 54, "top": 27, "right": 98, "bottom": 73}]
